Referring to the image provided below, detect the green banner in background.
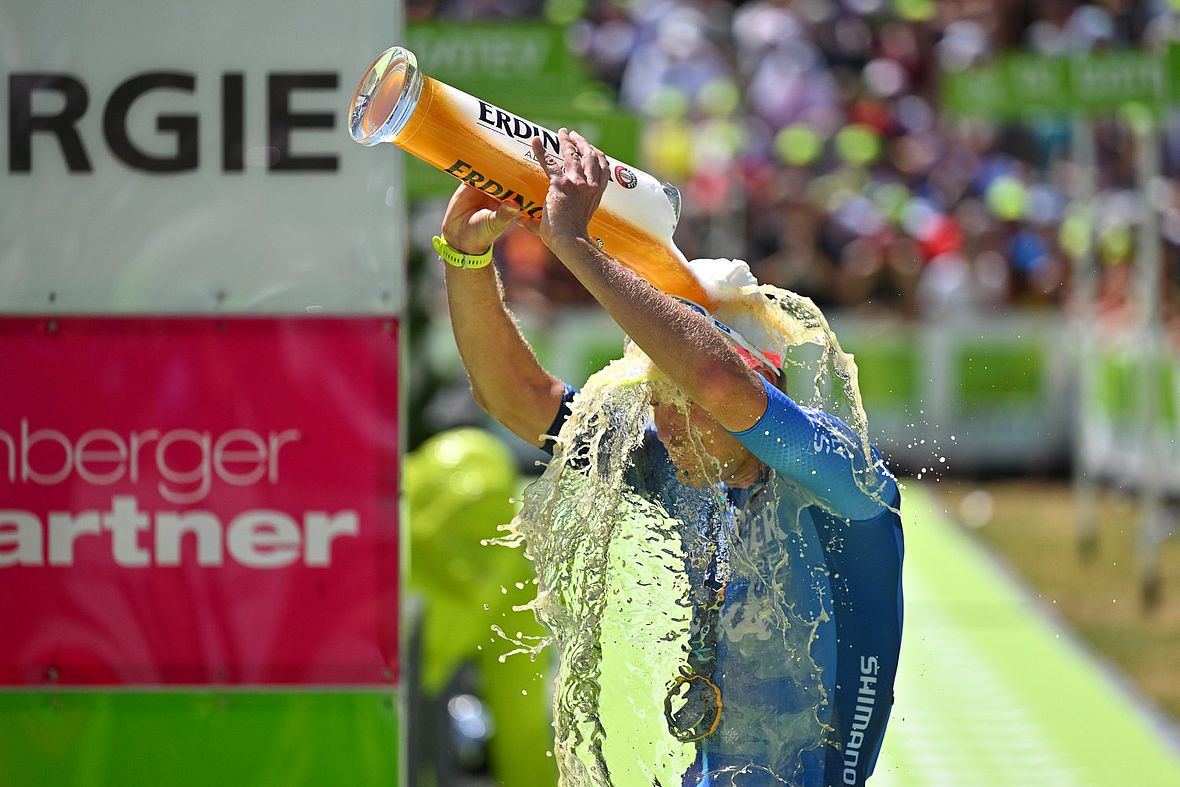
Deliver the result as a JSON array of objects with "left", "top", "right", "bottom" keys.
[
  {"left": 942, "top": 62, "right": 1007, "bottom": 119},
  {"left": 1001, "top": 54, "right": 1072, "bottom": 116},
  {"left": 943, "top": 46, "right": 1173, "bottom": 119},
  {"left": 1071, "top": 51, "right": 1165, "bottom": 114},
  {"left": 1095, "top": 351, "right": 1178, "bottom": 428},
  {"left": 1096, "top": 352, "right": 1141, "bottom": 424},
  {"left": 406, "top": 22, "right": 593, "bottom": 96},
  {"left": 1168, "top": 42, "right": 1180, "bottom": 104},
  {"left": 842, "top": 338, "right": 920, "bottom": 408},
  {"left": 955, "top": 342, "right": 1044, "bottom": 409},
  {"left": 0, "top": 691, "right": 398, "bottom": 786}
]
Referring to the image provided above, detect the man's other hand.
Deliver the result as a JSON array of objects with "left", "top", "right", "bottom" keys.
[
  {"left": 441, "top": 183, "right": 522, "bottom": 255},
  {"left": 529, "top": 129, "right": 609, "bottom": 251}
]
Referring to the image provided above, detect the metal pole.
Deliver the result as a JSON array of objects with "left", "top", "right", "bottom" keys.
[
  {"left": 1071, "top": 118, "right": 1099, "bottom": 557},
  {"left": 1132, "top": 116, "right": 1164, "bottom": 608}
]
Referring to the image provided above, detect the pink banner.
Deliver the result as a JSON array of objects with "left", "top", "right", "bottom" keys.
[{"left": 0, "top": 317, "right": 398, "bottom": 686}]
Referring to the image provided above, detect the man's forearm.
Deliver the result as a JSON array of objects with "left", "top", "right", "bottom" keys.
[
  {"left": 547, "top": 234, "right": 767, "bottom": 432},
  {"left": 444, "top": 263, "right": 564, "bottom": 446}
]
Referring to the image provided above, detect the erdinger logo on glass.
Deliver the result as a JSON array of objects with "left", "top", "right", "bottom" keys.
[
  {"left": 476, "top": 100, "right": 561, "bottom": 153},
  {"left": 614, "top": 164, "right": 638, "bottom": 189},
  {"left": 0, "top": 420, "right": 359, "bottom": 569},
  {"left": 472, "top": 99, "right": 641, "bottom": 191}
]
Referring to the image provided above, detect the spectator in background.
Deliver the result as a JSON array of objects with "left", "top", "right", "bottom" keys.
[{"left": 410, "top": 0, "right": 1178, "bottom": 329}]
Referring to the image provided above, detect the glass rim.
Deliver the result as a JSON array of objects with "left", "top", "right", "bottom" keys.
[{"left": 348, "top": 46, "right": 423, "bottom": 146}]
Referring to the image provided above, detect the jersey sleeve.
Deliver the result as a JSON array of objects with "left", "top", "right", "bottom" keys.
[
  {"left": 728, "top": 377, "right": 897, "bottom": 521},
  {"left": 540, "top": 383, "right": 578, "bottom": 455}
]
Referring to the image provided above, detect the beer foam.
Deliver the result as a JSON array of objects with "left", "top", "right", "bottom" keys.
[{"left": 684, "top": 258, "right": 759, "bottom": 303}]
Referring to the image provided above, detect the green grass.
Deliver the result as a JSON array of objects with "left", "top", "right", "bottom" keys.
[
  {"left": 872, "top": 483, "right": 1180, "bottom": 786},
  {"left": 935, "top": 479, "right": 1180, "bottom": 722}
]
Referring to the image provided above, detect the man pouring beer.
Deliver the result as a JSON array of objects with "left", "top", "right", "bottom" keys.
[{"left": 431, "top": 127, "right": 903, "bottom": 787}]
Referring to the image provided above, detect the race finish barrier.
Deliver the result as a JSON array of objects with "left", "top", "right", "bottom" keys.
[
  {"left": 835, "top": 315, "right": 1071, "bottom": 474},
  {"left": 943, "top": 42, "right": 1179, "bottom": 603},
  {"left": 1, "top": 0, "right": 403, "bottom": 783},
  {"left": 444, "top": 309, "right": 1073, "bottom": 474},
  {"left": 1084, "top": 332, "right": 1180, "bottom": 489}
]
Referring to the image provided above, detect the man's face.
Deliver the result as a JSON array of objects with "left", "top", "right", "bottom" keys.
[
  {"left": 651, "top": 395, "right": 746, "bottom": 485},
  {"left": 650, "top": 361, "right": 777, "bottom": 487}
]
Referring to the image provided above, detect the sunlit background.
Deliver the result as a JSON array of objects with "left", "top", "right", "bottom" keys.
[
  {"left": 2, "top": 0, "right": 1180, "bottom": 786},
  {"left": 401, "top": 1, "right": 1180, "bottom": 785}
]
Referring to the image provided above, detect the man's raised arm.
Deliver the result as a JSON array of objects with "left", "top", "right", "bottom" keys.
[
  {"left": 438, "top": 184, "right": 567, "bottom": 448},
  {"left": 527, "top": 130, "right": 769, "bottom": 433}
]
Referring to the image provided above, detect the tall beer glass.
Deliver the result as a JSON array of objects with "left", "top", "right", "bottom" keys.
[{"left": 348, "top": 46, "right": 710, "bottom": 305}]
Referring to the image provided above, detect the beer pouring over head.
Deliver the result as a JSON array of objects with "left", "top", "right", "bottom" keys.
[{"left": 347, "top": 45, "right": 713, "bottom": 307}]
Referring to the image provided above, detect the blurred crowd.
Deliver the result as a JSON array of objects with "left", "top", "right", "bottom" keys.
[{"left": 409, "top": 0, "right": 1180, "bottom": 326}]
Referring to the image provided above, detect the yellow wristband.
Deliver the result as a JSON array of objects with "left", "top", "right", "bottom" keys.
[{"left": 433, "top": 235, "right": 493, "bottom": 269}]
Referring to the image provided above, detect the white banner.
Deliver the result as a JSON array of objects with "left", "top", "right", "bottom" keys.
[{"left": 0, "top": 0, "right": 402, "bottom": 314}]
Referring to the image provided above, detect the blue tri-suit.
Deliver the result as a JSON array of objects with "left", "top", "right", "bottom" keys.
[{"left": 546, "top": 377, "right": 904, "bottom": 787}]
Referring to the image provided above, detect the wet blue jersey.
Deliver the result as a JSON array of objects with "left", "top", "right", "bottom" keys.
[
  {"left": 716, "top": 379, "right": 904, "bottom": 787},
  {"left": 545, "top": 380, "right": 903, "bottom": 787}
]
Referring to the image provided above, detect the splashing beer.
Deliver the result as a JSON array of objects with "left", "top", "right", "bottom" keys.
[{"left": 348, "top": 46, "right": 711, "bottom": 306}]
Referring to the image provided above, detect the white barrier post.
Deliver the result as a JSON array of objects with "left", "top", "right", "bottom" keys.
[
  {"left": 1132, "top": 114, "right": 1165, "bottom": 607},
  {"left": 1072, "top": 118, "right": 1100, "bottom": 556}
]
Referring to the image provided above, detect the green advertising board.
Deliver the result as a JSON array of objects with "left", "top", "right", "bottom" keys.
[
  {"left": 1071, "top": 51, "right": 1165, "bottom": 114},
  {"left": 406, "top": 22, "right": 594, "bottom": 96},
  {"left": 0, "top": 691, "right": 398, "bottom": 786},
  {"left": 842, "top": 337, "right": 920, "bottom": 408},
  {"left": 1095, "top": 350, "right": 1178, "bottom": 429},
  {"left": 943, "top": 45, "right": 1178, "bottom": 119},
  {"left": 942, "top": 62, "right": 1006, "bottom": 118},
  {"left": 955, "top": 342, "right": 1045, "bottom": 410},
  {"left": 1001, "top": 54, "right": 1072, "bottom": 115}
]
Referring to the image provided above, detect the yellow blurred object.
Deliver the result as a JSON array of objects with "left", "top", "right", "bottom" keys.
[{"left": 404, "top": 428, "right": 556, "bottom": 787}]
